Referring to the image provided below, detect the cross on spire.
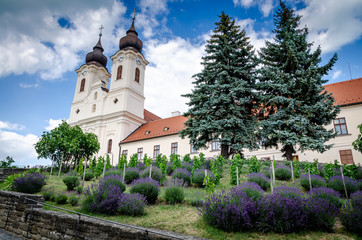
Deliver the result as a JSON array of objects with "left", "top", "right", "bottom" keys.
[
  {"left": 132, "top": 8, "right": 137, "bottom": 20},
  {"left": 99, "top": 25, "right": 104, "bottom": 36}
]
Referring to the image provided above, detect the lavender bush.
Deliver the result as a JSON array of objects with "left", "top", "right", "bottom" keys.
[
  {"left": 230, "top": 182, "right": 264, "bottom": 201},
  {"left": 304, "top": 197, "right": 339, "bottom": 231},
  {"left": 124, "top": 168, "right": 140, "bottom": 184},
  {"left": 247, "top": 172, "right": 270, "bottom": 191},
  {"left": 166, "top": 162, "right": 174, "bottom": 175},
  {"left": 181, "top": 161, "right": 193, "bottom": 172},
  {"left": 164, "top": 186, "right": 185, "bottom": 204},
  {"left": 118, "top": 193, "right": 147, "bottom": 216},
  {"left": 171, "top": 168, "right": 191, "bottom": 185},
  {"left": 327, "top": 175, "right": 359, "bottom": 198},
  {"left": 130, "top": 178, "right": 160, "bottom": 204},
  {"left": 13, "top": 172, "right": 46, "bottom": 193},
  {"left": 100, "top": 175, "right": 126, "bottom": 193},
  {"left": 274, "top": 186, "right": 305, "bottom": 199},
  {"left": 192, "top": 169, "right": 215, "bottom": 188},
  {"left": 136, "top": 162, "right": 146, "bottom": 171},
  {"left": 274, "top": 165, "right": 292, "bottom": 181},
  {"left": 104, "top": 168, "right": 122, "bottom": 177},
  {"left": 300, "top": 174, "right": 326, "bottom": 191},
  {"left": 140, "top": 166, "right": 163, "bottom": 182},
  {"left": 309, "top": 187, "right": 342, "bottom": 208},
  {"left": 340, "top": 191, "right": 362, "bottom": 234}
]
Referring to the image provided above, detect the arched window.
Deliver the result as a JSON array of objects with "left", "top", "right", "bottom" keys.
[
  {"left": 107, "top": 139, "right": 112, "bottom": 153},
  {"left": 80, "top": 78, "right": 86, "bottom": 92},
  {"left": 135, "top": 68, "right": 140, "bottom": 83},
  {"left": 117, "top": 65, "right": 123, "bottom": 79},
  {"left": 94, "top": 92, "right": 98, "bottom": 100},
  {"left": 92, "top": 104, "right": 96, "bottom": 112}
]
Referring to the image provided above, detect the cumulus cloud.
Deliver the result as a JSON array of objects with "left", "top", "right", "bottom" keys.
[
  {"left": 332, "top": 70, "right": 342, "bottom": 80},
  {"left": 297, "top": 0, "right": 362, "bottom": 53},
  {"left": 0, "top": 0, "right": 127, "bottom": 80},
  {"left": 0, "top": 121, "right": 25, "bottom": 131},
  {"left": 233, "top": 0, "right": 274, "bottom": 17},
  {"left": 144, "top": 38, "right": 205, "bottom": 118},
  {"left": 45, "top": 119, "right": 65, "bottom": 131}
]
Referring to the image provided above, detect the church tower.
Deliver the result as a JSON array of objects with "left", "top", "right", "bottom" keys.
[{"left": 69, "top": 18, "right": 148, "bottom": 162}]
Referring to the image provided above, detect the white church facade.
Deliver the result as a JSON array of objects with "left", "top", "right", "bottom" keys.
[{"left": 69, "top": 19, "right": 362, "bottom": 165}]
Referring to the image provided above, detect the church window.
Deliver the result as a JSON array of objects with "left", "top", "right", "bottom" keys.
[
  {"left": 190, "top": 145, "right": 198, "bottom": 154},
  {"left": 122, "top": 150, "right": 128, "bottom": 158},
  {"left": 107, "top": 139, "right": 112, "bottom": 153},
  {"left": 171, "top": 142, "right": 178, "bottom": 154},
  {"left": 154, "top": 145, "right": 160, "bottom": 158},
  {"left": 334, "top": 118, "right": 348, "bottom": 135},
  {"left": 80, "top": 78, "right": 86, "bottom": 92},
  {"left": 339, "top": 149, "right": 354, "bottom": 164},
  {"left": 135, "top": 68, "right": 140, "bottom": 83},
  {"left": 94, "top": 92, "right": 98, "bottom": 100},
  {"left": 92, "top": 104, "right": 96, "bottom": 112},
  {"left": 211, "top": 139, "right": 220, "bottom": 151},
  {"left": 117, "top": 65, "right": 123, "bottom": 79},
  {"left": 137, "top": 148, "right": 143, "bottom": 160}
]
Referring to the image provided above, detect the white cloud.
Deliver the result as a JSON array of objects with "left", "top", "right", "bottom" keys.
[
  {"left": 233, "top": 0, "right": 274, "bottom": 17},
  {"left": 332, "top": 70, "right": 342, "bottom": 80},
  {"left": 297, "top": 0, "right": 362, "bottom": 53},
  {"left": 144, "top": 38, "right": 205, "bottom": 118},
  {"left": 45, "top": 119, "right": 65, "bottom": 131},
  {"left": 0, "top": 121, "right": 25, "bottom": 131},
  {"left": 19, "top": 82, "right": 39, "bottom": 88}
]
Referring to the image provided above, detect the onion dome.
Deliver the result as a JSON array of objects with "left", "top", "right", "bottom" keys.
[
  {"left": 119, "top": 17, "right": 143, "bottom": 53},
  {"left": 86, "top": 30, "right": 108, "bottom": 68}
]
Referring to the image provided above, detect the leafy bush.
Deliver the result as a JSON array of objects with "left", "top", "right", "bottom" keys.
[
  {"left": 104, "top": 169, "right": 122, "bottom": 177},
  {"left": 100, "top": 175, "right": 126, "bottom": 193},
  {"left": 300, "top": 174, "right": 326, "bottom": 191},
  {"left": 183, "top": 154, "right": 192, "bottom": 163},
  {"left": 340, "top": 191, "right": 362, "bottom": 234},
  {"left": 55, "top": 194, "right": 68, "bottom": 205},
  {"left": 164, "top": 186, "right": 185, "bottom": 204},
  {"left": 231, "top": 182, "right": 264, "bottom": 200},
  {"left": 181, "top": 161, "right": 193, "bottom": 172},
  {"left": 274, "top": 165, "right": 292, "bottom": 181},
  {"left": 69, "top": 195, "right": 79, "bottom": 206},
  {"left": 76, "top": 186, "right": 83, "bottom": 194},
  {"left": 1, "top": 172, "right": 22, "bottom": 191},
  {"left": 327, "top": 175, "right": 359, "bottom": 198},
  {"left": 343, "top": 164, "right": 359, "bottom": 180},
  {"left": 191, "top": 156, "right": 201, "bottom": 175},
  {"left": 166, "top": 162, "right": 174, "bottom": 175},
  {"left": 248, "top": 156, "right": 260, "bottom": 173},
  {"left": 192, "top": 169, "right": 215, "bottom": 188},
  {"left": 63, "top": 176, "right": 80, "bottom": 191},
  {"left": 118, "top": 193, "right": 147, "bottom": 216},
  {"left": 230, "top": 154, "right": 242, "bottom": 185},
  {"left": 171, "top": 168, "right": 191, "bottom": 186},
  {"left": 128, "top": 153, "right": 139, "bottom": 168},
  {"left": 13, "top": 172, "right": 46, "bottom": 193},
  {"left": 247, "top": 172, "right": 270, "bottom": 191},
  {"left": 42, "top": 187, "right": 55, "bottom": 201},
  {"left": 124, "top": 168, "right": 140, "bottom": 184},
  {"left": 309, "top": 187, "right": 342, "bottom": 208},
  {"left": 292, "top": 160, "right": 300, "bottom": 178},
  {"left": 304, "top": 159, "right": 321, "bottom": 176},
  {"left": 140, "top": 166, "right": 163, "bottom": 182},
  {"left": 84, "top": 170, "right": 94, "bottom": 181},
  {"left": 130, "top": 178, "right": 160, "bottom": 204},
  {"left": 324, "top": 163, "right": 337, "bottom": 180}
]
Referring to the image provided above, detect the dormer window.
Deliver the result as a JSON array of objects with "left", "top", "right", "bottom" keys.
[
  {"left": 145, "top": 131, "right": 151, "bottom": 135},
  {"left": 135, "top": 68, "right": 140, "bottom": 83},
  {"left": 163, "top": 127, "right": 169, "bottom": 131},
  {"left": 80, "top": 78, "right": 86, "bottom": 92}
]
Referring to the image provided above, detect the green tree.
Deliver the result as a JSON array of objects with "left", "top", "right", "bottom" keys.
[
  {"left": 181, "top": 12, "right": 259, "bottom": 159},
  {"left": 0, "top": 156, "right": 15, "bottom": 168},
  {"left": 352, "top": 124, "right": 362, "bottom": 153},
  {"left": 257, "top": 2, "right": 340, "bottom": 161}
]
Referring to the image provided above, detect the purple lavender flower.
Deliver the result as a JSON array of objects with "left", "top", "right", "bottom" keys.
[
  {"left": 247, "top": 172, "right": 270, "bottom": 191},
  {"left": 327, "top": 175, "right": 359, "bottom": 198},
  {"left": 309, "top": 187, "right": 341, "bottom": 208},
  {"left": 118, "top": 193, "right": 147, "bottom": 216},
  {"left": 274, "top": 186, "right": 305, "bottom": 199},
  {"left": 130, "top": 177, "right": 160, "bottom": 204},
  {"left": 192, "top": 169, "right": 215, "bottom": 187},
  {"left": 300, "top": 174, "right": 327, "bottom": 191},
  {"left": 230, "top": 182, "right": 264, "bottom": 200},
  {"left": 13, "top": 172, "right": 46, "bottom": 193},
  {"left": 171, "top": 168, "right": 191, "bottom": 185}
]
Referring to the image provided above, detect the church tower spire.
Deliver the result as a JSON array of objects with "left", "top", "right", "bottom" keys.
[
  {"left": 119, "top": 10, "right": 143, "bottom": 53},
  {"left": 86, "top": 25, "right": 108, "bottom": 68}
]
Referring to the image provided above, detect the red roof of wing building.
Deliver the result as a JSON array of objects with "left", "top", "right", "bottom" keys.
[
  {"left": 144, "top": 109, "right": 161, "bottom": 122},
  {"left": 324, "top": 77, "right": 362, "bottom": 106}
]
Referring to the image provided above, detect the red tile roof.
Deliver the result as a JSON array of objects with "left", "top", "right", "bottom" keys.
[
  {"left": 144, "top": 109, "right": 161, "bottom": 122},
  {"left": 121, "top": 115, "right": 187, "bottom": 144},
  {"left": 324, "top": 77, "right": 362, "bottom": 106}
]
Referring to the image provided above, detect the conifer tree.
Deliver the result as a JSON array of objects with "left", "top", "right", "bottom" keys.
[
  {"left": 181, "top": 12, "right": 259, "bottom": 159},
  {"left": 257, "top": 2, "right": 340, "bottom": 161}
]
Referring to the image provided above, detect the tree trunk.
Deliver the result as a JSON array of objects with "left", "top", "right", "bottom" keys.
[
  {"left": 82, "top": 157, "right": 87, "bottom": 187},
  {"left": 282, "top": 145, "right": 295, "bottom": 161},
  {"left": 221, "top": 144, "right": 229, "bottom": 159}
]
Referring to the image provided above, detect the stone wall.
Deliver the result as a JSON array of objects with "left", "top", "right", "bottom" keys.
[
  {"left": 0, "top": 168, "right": 28, "bottom": 181},
  {"left": 0, "top": 191, "right": 204, "bottom": 240}
]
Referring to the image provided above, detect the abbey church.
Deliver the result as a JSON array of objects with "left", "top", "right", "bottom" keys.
[{"left": 69, "top": 18, "right": 362, "bottom": 165}]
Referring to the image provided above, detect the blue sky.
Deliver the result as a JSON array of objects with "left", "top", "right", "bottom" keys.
[{"left": 0, "top": 0, "right": 361, "bottom": 166}]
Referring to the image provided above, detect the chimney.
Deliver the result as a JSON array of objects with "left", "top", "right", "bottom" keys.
[{"left": 171, "top": 111, "right": 181, "bottom": 117}]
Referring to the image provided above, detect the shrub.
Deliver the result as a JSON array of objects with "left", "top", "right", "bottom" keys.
[
  {"left": 13, "top": 172, "right": 46, "bottom": 193},
  {"left": 84, "top": 170, "right": 94, "bottom": 181},
  {"left": 1, "top": 172, "right": 22, "bottom": 191},
  {"left": 340, "top": 191, "right": 362, "bottom": 234},
  {"left": 136, "top": 162, "right": 146, "bottom": 171},
  {"left": 118, "top": 193, "right": 147, "bottom": 216},
  {"left": 100, "top": 175, "right": 126, "bottom": 193},
  {"left": 181, "top": 161, "right": 193, "bottom": 172},
  {"left": 140, "top": 166, "right": 163, "bottom": 182},
  {"left": 55, "top": 194, "right": 68, "bottom": 205},
  {"left": 69, "top": 195, "right": 79, "bottom": 206},
  {"left": 63, "top": 176, "right": 80, "bottom": 191},
  {"left": 274, "top": 165, "right": 292, "bottom": 181},
  {"left": 327, "top": 175, "right": 359, "bottom": 198},
  {"left": 166, "top": 162, "right": 174, "bottom": 175},
  {"left": 309, "top": 187, "right": 342, "bottom": 208},
  {"left": 164, "top": 186, "right": 185, "bottom": 204},
  {"left": 247, "top": 172, "right": 270, "bottom": 191},
  {"left": 257, "top": 192, "right": 307, "bottom": 233},
  {"left": 249, "top": 156, "right": 260, "bottom": 173},
  {"left": 130, "top": 178, "right": 160, "bottom": 204},
  {"left": 192, "top": 169, "right": 215, "bottom": 188},
  {"left": 274, "top": 186, "right": 305, "bottom": 199},
  {"left": 231, "top": 182, "right": 264, "bottom": 201},
  {"left": 199, "top": 190, "right": 259, "bottom": 232},
  {"left": 42, "top": 187, "right": 55, "bottom": 201},
  {"left": 124, "top": 168, "right": 140, "bottom": 184},
  {"left": 304, "top": 196, "right": 339, "bottom": 231},
  {"left": 171, "top": 168, "right": 191, "bottom": 186},
  {"left": 104, "top": 169, "right": 122, "bottom": 177},
  {"left": 76, "top": 186, "right": 83, "bottom": 194},
  {"left": 300, "top": 174, "right": 326, "bottom": 191},
  {"left": 183, "top": 154, "right": 192, "bottom": 163}
]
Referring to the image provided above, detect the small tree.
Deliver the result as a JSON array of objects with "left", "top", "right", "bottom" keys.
[
  {"left": 352, "top": 124, "right": 362, "bottom": 153},
  {"left": 0, "top": 156, "right": 15, "bottom": 168}
]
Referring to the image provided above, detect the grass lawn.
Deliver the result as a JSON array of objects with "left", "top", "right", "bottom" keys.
[{"left": 7, "top": 165, "right": 360, "bottom": 240}]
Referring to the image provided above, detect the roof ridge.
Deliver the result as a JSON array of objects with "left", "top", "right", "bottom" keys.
[{"left": 324, "top": 77, "right": 362, "bottom": 87}]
